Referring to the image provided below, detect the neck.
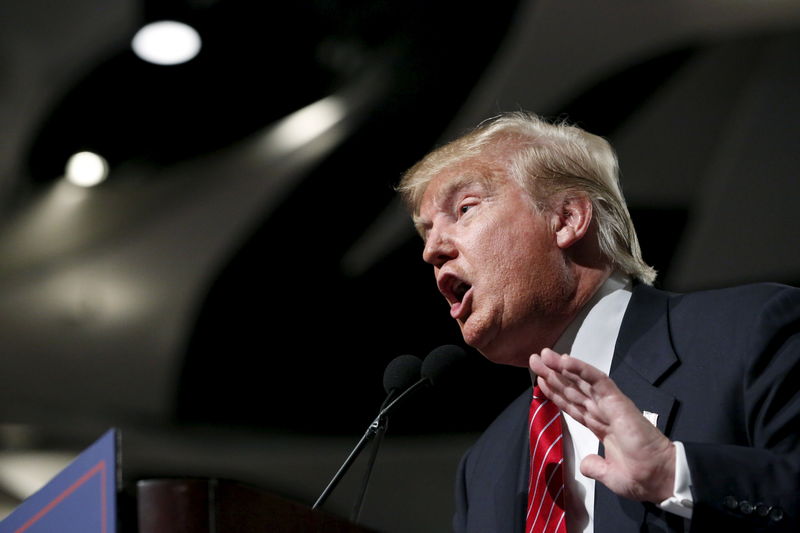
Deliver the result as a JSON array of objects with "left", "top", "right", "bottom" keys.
[
  {"left": 572, "top": 263, "right": 614, "bottom": 315},
  {"left": 542, "top": 263, "right": 613, "bottom": 351},
  {"left": 486, "top": 263, "right": 613, "bottom": 367},
  {"left": 558, "top": 227, "right": 615, "bottom": 341}
]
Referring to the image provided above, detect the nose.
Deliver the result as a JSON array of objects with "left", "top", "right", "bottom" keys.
[{"left": 422, "top": 225, "right": 457, "bottom": 267}]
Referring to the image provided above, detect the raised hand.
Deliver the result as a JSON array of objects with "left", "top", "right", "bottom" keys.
[{"left": 530, "top": 348, "right": 676, "bottom": 503}]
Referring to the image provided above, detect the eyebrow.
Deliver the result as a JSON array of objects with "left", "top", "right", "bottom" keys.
[{"left": 413, "top": 172, "right": 493, "bottom": 236}]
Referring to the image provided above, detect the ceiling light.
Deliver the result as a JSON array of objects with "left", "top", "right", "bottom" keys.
[
  {"left": 64, "top": 152, "right": 109, "bottom": 187},
  {"left": 131, "top": 21, "right": 202, "bottom": 66},
  {"left": 268, "top": 97, "right": 347, "bottom": 154}
]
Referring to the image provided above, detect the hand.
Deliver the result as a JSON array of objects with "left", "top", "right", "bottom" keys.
[{"left": 530, "top": 348, "right": 676, "bottom": 503}]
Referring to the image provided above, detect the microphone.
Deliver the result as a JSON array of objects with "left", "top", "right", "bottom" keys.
[
  {"left": 312, "top": 354, "right": 422, "bottom": 511},
  {"left": 311, "top": 345, "right": 468, "bottom": 515},
  {"left": 383, "top": 354, "right": 424, "bottom": 405},
  {"left": 373, "top": 344, "right": 468, "bottom": 418},
  {"left": 350, "top": 354, "right": 422, "bottom": 521},
  {"left": 422, "top": 344, "right": 468, "bottom": 385},
  {"left": 349, "top": 345, "right": 468, "bottom": 519}
]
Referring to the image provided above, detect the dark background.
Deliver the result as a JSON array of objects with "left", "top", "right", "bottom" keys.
[{"left": 0, "top": 1, "right": 799, "bottom": 530}]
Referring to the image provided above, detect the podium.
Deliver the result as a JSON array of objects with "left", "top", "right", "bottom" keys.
[
  {"left": 136, "top": 478, "right": 375, "bottom": 533},
  {"left": 0, "top": 430, "right": 376, "bottom": 533}
]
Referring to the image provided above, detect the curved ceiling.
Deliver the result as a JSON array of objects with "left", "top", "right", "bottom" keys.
[{"left": 0, "top": 1, "right": 799, "bottom": 530}]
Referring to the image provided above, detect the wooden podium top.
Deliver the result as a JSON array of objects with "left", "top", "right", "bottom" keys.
[{"left": 137, "top": 478, "right": 377, "bottom": 533}]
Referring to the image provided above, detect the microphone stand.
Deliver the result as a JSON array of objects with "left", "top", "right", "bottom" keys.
[
  {"left": 312, "top": 378, "right": 429, "bottom": 511},
  {"left": 350, "top": 393, "right": 390, "bottom": 522}
]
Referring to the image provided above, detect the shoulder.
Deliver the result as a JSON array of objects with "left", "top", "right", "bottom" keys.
[
  {"left": 624, "top": 282, "right": 800, "bottom": 361},
  {"left": 633, "top": 282, "right": 800, "bottom": 324},
  {"left": 667, "top": 282, "right": 800, "bottom": 331},
  {"left": 635, "top": 282, "right": 800, "bottom": 368},
  {"left": 671, "top": 282, "right": 800, "bottom": 307}
]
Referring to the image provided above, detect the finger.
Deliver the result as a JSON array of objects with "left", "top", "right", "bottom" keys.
[
  {"left": 534, "top": 352, "right": 600, "bottom": 412},
  {"left": 534, "top": 350, "right": 585, "bottom": 392},
  {"left": 538, "top": 348, "right": 576, "bottom": 376},
  {"left": 531, "top": 353, "right": 572, "bottom": 396},
  {"left": 539, "top": 371, "right": 623, "bottom": 436},
  {"left": 555, "top": 359, "right": 626, "bottom": 408},
  {"left": 538, "top": 353, "right": 602, "bottom": 407},
  {"left": 553, "top": 353, "right": 609, "bottom": 385},
  {"left": 537, "top": 349, "right": 611, "bottom": 400},
  {"left": 534, "top": 350, "right": 625, "bottom": 435},
  {"left": 539, "top": 377, "right": 611, "bottom": 435},
  {"left": 559, "top": 368, "right": 597, "bottom": 398},
  {"left": 529, "top": 348, "right": 562, "bottom": 376},
  {"left": 537, "top": 376, "right": 593, "bottom": 428},
  {"left": 536, "top": 363, "right": 590, "bottom": 408},
  {"left": 529, "top": 352, "right": 554, "bottom": 379}
]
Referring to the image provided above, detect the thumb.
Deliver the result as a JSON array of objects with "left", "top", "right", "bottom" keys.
[{"left": 580, "top": 454, "right": 607, "bottom": 482}]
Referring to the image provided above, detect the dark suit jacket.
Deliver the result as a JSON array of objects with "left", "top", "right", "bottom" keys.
[{"left": 453, "top": 283, "right": 800, "bottom": 532}]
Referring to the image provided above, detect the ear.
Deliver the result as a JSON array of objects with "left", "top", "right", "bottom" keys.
[{"left": 554, "top": 195, "right": 593, "bottom": 249}]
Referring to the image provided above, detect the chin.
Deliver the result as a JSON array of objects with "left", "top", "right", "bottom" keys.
[
  {"left": 463, "top": 329, "right": 528, "bottom": 368},
  {"left": 461, "top": 329, "right": 530, "bottom": 368},
  {"left": 483, "top": 350, "right": 529, "bottom": 368}
]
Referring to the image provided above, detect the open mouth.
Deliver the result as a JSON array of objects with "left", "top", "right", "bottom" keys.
[
  {"left": 452, "top": 279, "right": 471, "bottom": 303},
  {"left": 438, "top": 273, "right": 473, "bottom": 320}
]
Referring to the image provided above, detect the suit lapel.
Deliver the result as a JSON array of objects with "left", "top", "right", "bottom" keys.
[
  {"left": 486, "top": 387, "right": 531, "bottom": 532},
  {"left": 595, "top": 284, "right": 680, "bottom": 531},
  {"left": 611, "top": 284, "right": 680, "bottom": 432},
  {"left": 492, "top": 419, "right": 532, "bottom": 532}
]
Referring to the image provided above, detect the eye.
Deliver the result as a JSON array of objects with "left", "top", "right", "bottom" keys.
[{"left": 456, "top": 198, "right": 478, "bottom": 217}]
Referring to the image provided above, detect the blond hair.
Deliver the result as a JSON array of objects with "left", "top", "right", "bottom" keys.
[{"left": 397, "top": 112, "right": 656, "bottom": 284}]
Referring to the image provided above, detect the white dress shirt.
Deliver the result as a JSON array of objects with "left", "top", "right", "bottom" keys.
[{"left": 537, "top": 273, "right": 692, "bottom": 532}]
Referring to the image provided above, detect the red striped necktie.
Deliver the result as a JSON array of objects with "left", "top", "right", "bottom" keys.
[{"left": 526, "top": 385, "right": 567, "bottom": 533}]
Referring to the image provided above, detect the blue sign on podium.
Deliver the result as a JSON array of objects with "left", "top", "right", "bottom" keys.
[{"left": 0, "top": 429, "right": 118, "bottom": 533}]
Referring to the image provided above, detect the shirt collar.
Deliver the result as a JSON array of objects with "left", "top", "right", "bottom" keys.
[{"left": 531, "top": 271, "right": 632, "bottom": 383}]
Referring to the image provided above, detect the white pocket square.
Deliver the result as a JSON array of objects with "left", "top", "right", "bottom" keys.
[{"left": 642, "top": 411, "right": 659, "bottom": 426}]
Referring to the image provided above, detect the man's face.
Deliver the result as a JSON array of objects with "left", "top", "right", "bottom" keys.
[{"left": 415, "top": 161, "right": 575, "bottom": 367}]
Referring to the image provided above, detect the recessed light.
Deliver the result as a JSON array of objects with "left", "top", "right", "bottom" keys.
[{"left": 132, "top": 20, "right": 202, "bottom": 66}]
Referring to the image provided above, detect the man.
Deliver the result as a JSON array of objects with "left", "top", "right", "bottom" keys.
[{"left": 397, "top": 112, "right": 800, "bottom": 532}]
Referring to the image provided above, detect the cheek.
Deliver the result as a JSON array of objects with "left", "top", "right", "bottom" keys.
[
  {"left": 477, "top": 234, "right": 519, "bottom": 280},
  {"left": 504, "top": 236, "right": 564, "bottom": 294},
  {"left": 479, "top": 241, "right": 536, "bottom": 298}
]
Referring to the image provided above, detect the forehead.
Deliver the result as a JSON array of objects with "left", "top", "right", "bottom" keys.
[
  {"left": 425, "top": 169, "right": 492, "bottom": 205},
  {"left": 419, "top": 155, "right": 507, "bottom": 205},
  {"left": 413, "top": 162, "right": 510, "bottom": 235},
  {"left": 413, "top": 137, "right": 524, "bottom": 211}
]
